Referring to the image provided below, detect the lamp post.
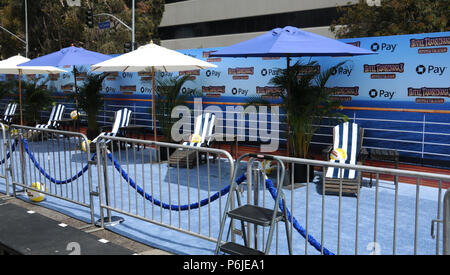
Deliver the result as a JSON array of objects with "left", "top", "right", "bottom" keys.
[
  {"left": 25, "top": 0, "right": 28, "bottom": 57},
  {"left": 92, "top": 0, "right": 135, "bottom": 50}
]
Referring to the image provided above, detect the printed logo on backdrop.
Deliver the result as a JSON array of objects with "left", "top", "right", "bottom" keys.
[
  {"left": 363, "top": 63, "right": 404, "bottom": 79},
  {"left": 62, "top": 73, "right": 72, "bottom": 80},
  {"left": 260, "top": 68, "right": 280, "bottom": 77},
  {"left": 231, "top": 87, "right": 249, "bottom": 96},
  {"left": 408, "top": 87, "right": 450, "bottom": 104},
  {"left": 179, "top": 70, "right": 200, "bottom": 81},
  {"left": 120, "top": 85, "right": 136, "bottom": 95},
  {"left": 370, "top": 42, "right": 397, "bottom": 53},
  {"left": 326, "top": 86, "right": 359, "bottom": 102},
  {"left": 203, "top": 51, "right": 221, "bottom": 63},
  {"left": 205, "top": 70, "right": 221, "bottom": 78},
  {"left": 139, "top": 86, "right": 151, "bottom": 93},
  {"left": 202, "top": 86, "right": 225, "bottom": 98},
  {"left": 138, "top": 71, "right": 152, "bottom": 81},
  {"left": 415, "top": 64, "right": 447, "bottom": 76},
  {"left": 181, "top": 87, "right": 198, "bottom": 96},
  {"left": 106, "top": 72, "right": 119, "bottom": 81},
  {"left": 256, "top": 86, "right": 284, "bottom": 100},
  {"left": 61, "top": 84, "right": 73, "bottom": 93},
  {"left": 228, "top": 67, "right": 254, "bottom": 80},
  {"left": 76, "top": 72, "right": 87, "bottom": 82},
  {"left": 410, "top": 36, "right": 450, "bottom": 54},
  {"left": 297, "top": 65, "right": 321, "bottom": 77},
  {"left": 331, "top": 64, "right": 353, "bottom": 77},
  {"left": 48, "top": 74, "right": 60, "bottom": 81},
  {"left": 105, "top": 86, "right": 117, "bottom": 93},
  {"left": 368, "top": 88, "right": 395, "bottom": 100},
  {"left": 122, "top": 72, "right": 133, "bottom": 79}
]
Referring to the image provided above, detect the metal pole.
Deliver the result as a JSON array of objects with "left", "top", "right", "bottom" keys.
[
  {"left": 132, "top": 0, "right": 135, "bottom": 50},
  {"left": 152, "top": 66, "right": 157, "bottom": 141},
  {"left": 24, "top": 0, "right": 29, "bottom": 57}
]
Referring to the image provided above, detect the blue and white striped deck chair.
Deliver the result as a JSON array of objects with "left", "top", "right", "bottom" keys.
[
  {"left": 36, "top": 104, "right": 65, "bottom": 129},
  {"left": 183, "top": 112, "right": 216, "bottom": 148},
  {"left": 2, "top": 103, "right": 17, "bottom": 124},
  {"left": 93, "top": 108, "right": 132, "bottom": 143},
  {"left": 324, "top": 122, "right": 365, "bottom": 196}
]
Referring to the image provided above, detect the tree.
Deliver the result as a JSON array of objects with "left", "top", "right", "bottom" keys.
[
  {"left": 330, "top": 0, "right": 449, "bottom": 38},
  {"left": 0, "top": 0, "right": 166, "bottom": 58}
]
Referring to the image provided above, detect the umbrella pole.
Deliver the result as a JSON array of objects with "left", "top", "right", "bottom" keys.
[
  {"left": 286, "top": 56, "right": 291, "bottom": 158},
  {"left": 19, "top": 70, "right": 23, "bottom": 125},
  {"left": 152, "top": 67, "right": 157, "bottom": 141},
  {"left": 73, "top": 66, "right": 79, "bottom": 130}
]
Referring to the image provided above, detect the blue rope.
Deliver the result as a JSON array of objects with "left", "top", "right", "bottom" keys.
[
  {"left": 108, "top": 151, "right": 333, "bottom": 255},
  {"left": 22, "top": 138, "right": 96, "bottom": 185},
  {"left": 0, "top": 138, "right": 17, "bottom": 165},
  {"left": 107, "top": 152, "right": 246, "bottom": 211},
  {"left": 263, "top": 176, "right": 335, "bottom": 255}
]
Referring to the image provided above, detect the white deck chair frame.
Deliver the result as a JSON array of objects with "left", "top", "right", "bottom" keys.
[
  {"left": 93, "top": 108, "right": 132, "bottom": 143},
  {"left": 183, "top": 112, "right": 216, "bottom": 148},
  {"left": 36, "top": 104, "right": 65, "bottom": 129},
  {"left": 2, "top": 103, "right": 17, "bottom": 124}
]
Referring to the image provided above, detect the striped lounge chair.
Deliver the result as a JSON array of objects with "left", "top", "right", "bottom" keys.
[
  {"left": 1, "top": 103, "right": 18, "bottom": 124},
  {"left": 36, "top": 104, "right": 65, "bottom": 129},
  {"left": 169, "top": 112, "right": 216, "bottom": 167},
  {"left": 323, "top": 121, "right": 367, "bottom": 196},
  {"left": 93, "top": 108, "right": 132, "bottom": 144},
  {"left": 183, "top": 112, "right": 216, "bottom": 148}
]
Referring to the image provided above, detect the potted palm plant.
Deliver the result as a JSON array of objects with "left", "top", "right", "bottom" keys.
[
  {"left": 149, "top": 74, "right": 200, "bottom": 160},
  {"left": 19, "top": 76, "right": 55, "bottom": 126},
  {"left": 73, "top": 72, "right": 109, "bottom": 140},
  {"left": 249, "top": 59, "right": 348, "bottom": 184}
]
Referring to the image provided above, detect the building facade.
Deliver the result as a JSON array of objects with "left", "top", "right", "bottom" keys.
[{"left": 159, "top": 0, "right": 358, "bottom": 49}]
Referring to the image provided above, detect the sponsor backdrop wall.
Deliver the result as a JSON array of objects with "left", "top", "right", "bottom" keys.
[{"left": 1, "top": 31, "right": 449, "bottom": 165}]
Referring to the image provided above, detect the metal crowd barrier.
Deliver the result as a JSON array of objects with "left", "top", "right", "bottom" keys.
[
  {"left": 444, "top": 188, "right": 450, "bottom": 255},
  {"left": 6, "top": 124, "right": 96, "bottom": 225},
  {"left": 1, "top": 122, "right": 449, "bottom": 255},
  {"left": 95, "top": 135, "right": 235, "bottom": 243},
  {"left": 244, "top": 155, "right": 450, "bottom": 255},
  {"left": 0, "top": 123, "right": 12, "bottom": 197}
]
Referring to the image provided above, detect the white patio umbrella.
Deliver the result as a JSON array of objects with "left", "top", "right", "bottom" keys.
[
  {"left": 0, "top": 55, "right": 66, "bottom": 125},
  {"left": 91, "top": 41, "right": 217, "bottom": 140}
]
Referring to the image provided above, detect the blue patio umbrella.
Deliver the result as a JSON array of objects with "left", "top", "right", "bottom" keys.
[
  {"left": 18, "top": 45, "right": 112, "bottom": 114},
  {"left": 210, "top": 26, "right": 376, "bottom": 156}
]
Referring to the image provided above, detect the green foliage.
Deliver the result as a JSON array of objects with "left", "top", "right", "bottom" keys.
[
  {"left": 74, "top": 72, "right": 109, "bottom": 138},
  {"left": 0, "top": 0, "right": 165, "bottom": 58},
  {"left": 19, "top": 76, "right": 54, "bottom": 125},
  {"left": 248, "top": 60, "right": 348, "bottom": 158},
  {"left": 151, "top": 74, "right": 199, "bottom": 142},
  {"left": 331, "top": 0, "right": 449, "bottom": 38},
  {"left": 0, "top": 79, "right": 14, "bottom": 99}
]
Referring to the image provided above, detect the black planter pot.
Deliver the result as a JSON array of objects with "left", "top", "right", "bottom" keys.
[
  {"left": 283, "top": 163, "right": 315, "bottom": 188},
  {"left": 158, "top": 146, "right": 177, "bottom": 161}
]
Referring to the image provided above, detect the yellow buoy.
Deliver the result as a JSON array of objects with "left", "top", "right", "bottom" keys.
[
  {"left": 191, "top": 134, "right": 201, "bottom": 143},
  {"left": 26, "top": 182, "right": 48, "bottom": 202},
  {"left": 330, "top": 148, "right": 347, "bottom": 161},
  {"left": 81, "top": 139, "right": 92, "bottom": 152},
  {"left": 70, "top": 110, "right": 80, "bottom": 120}
]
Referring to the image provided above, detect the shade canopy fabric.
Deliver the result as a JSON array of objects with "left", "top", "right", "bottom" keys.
[
  {"left": 91, "top": 42, "right": 218, "bottom": 72},
  {"left": 91, "top": 42, "right": 217, "bottom": 141},
  {"left": 0, "top": 55, "right": 66, "bottom": 74},
  {"left": 210, "top": 26, "right": 376, "bottom": 58},
  {"left": 18, "top": 46, "right": 112, "bottom": 67},
  {"left": 0, "top": 55, "right": 67, "bottom": 125}
]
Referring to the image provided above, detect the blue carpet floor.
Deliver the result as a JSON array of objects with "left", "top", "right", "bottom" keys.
[{"left": 0, "top": 139, "right": 446, "bottom": 255}]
